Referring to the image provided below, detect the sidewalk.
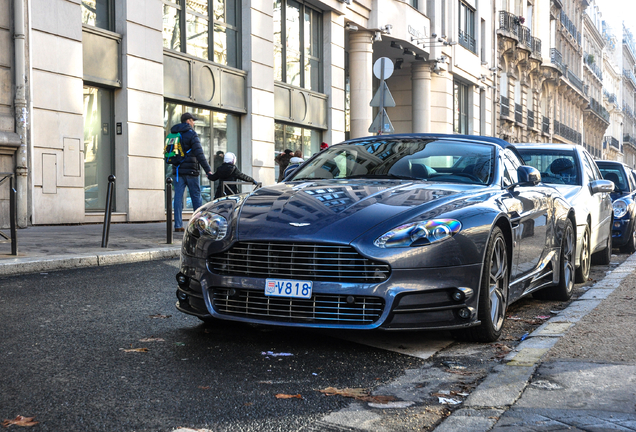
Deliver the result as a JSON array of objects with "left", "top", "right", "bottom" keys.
[
  {"left": 0, "top": 222, "right": 182, "bottom": 276},
  {"left": 435, "top": 253, "right": 636, "bottom": 431}
]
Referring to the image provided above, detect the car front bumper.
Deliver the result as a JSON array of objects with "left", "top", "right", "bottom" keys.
[
  {"left": 611, "top": 218, "right": 633, "bottom": 247},
  {"left": 176, "top": 252, "right": 484, "bottom": 331}
]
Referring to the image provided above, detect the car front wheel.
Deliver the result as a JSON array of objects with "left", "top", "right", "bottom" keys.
[
  {"left": 574, "top": 225, "right": 590, "bottom": 283},
  {"left": 455, "top": 226, "right": 508, "bottom": 343}
]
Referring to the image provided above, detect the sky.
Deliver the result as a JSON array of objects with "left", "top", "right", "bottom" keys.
[{"left": 598, "top": 0, "right": 636, "bottom": 35}]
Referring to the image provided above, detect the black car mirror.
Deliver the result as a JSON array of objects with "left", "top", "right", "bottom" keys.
[
  {"left": 517, "top": 165, "right": 541, "bottom": 186},
  {"left": 589, "top": 179, "right": 615, "bottom": 194}
]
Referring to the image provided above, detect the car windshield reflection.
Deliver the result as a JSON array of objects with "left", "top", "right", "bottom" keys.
[{"left": 288, "top": 139, "right": 495, "bottom": 185}]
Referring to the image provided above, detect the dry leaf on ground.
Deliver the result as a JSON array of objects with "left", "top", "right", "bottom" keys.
[
  {"left": 121, "top": 347, "right": 149, "bottom": 353},
  {"left": 275, "top": 394, "right": 302, "bottom": 399},
  {"left": 2, "top": 415, "right": 39, "bottom": 427}
]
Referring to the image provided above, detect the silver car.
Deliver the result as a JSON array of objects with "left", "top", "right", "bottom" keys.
[{"left": 514, "top": 144, "right": 614, "bottom": 284}]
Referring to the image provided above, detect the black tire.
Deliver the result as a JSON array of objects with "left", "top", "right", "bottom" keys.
[
  {"left": 592, "top": 221, "right": 612, "bottom": 265},
  {"left": 619, "top": 221, "right": 636, "bottom": 254},
  {"left": 574, "top": 225, "right": 590, "bottom": 283},
  {"left": 455, "top": 226, "right": 509, "bottom": 343},
  {"left": 533, "top": 218, "right": 575, "bottom": 301}
]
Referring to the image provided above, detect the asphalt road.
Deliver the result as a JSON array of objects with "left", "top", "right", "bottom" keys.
[
  {"left": 0, "top": 252, "right": 627, "bottom": 432},
  {"left": 0, "top": 260, "right": 421, "bottom": 432}
]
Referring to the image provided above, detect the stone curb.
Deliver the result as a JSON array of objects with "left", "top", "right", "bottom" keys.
[
  {"left": 0, "top": 247, "right": 181, "bottom": 277},
  {"left": 433, "top": 252, "right": 636, "bottom": 431}
]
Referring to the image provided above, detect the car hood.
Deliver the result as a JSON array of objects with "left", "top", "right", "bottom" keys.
[{"left": 236, "top": 180, "right": 484, "bottom": 243}]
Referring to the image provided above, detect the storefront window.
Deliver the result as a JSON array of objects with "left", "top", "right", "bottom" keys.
[
  {"left": 274, "top": 122, "right": 321, "bottom": 181},
  {"left": 83, "top": 86, "right": 114, "bottom": 211},
  {"left": 164, "top": 103, "right": 241, "bottom": 208},
  {"left": 162, "top": 0, "right": 240, "bottom": 68}
]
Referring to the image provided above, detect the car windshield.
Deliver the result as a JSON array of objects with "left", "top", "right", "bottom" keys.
[
  {"left": 598, "top": 165, "right": 628, "bottom": 192},
  {"left": 288, "top": 139, "right": 495, "bottom": 185},
  {"left": 516, "top": 149, "right": 580, "bottom": 186}
]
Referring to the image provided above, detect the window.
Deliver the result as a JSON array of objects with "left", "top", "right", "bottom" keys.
[
  {"left": 83, "top": 86, "right": 114, "bottom": 211},
  {"left": 274, "top": 0, "right": 322, "bottom": 92},
  {"left": 164, "top": 103, "right": 241, "bottom": 207},
  {"left": 458, "top": 0, "right": 476, "bottom": 53},
  {"left": 162, "top": 0, "right": 241, "bottom": 69},
  {"left": 274, "top": 123, "right": 321, "bottom": 180},
  {"left": 454, "top": 80, "right": 470, "bottom": 134},
  {"left": 82, "top": 0, "right": 113, "bottom": 30},
  {"left": 409, "top": 0, "right": 419, "bottom": 8}
]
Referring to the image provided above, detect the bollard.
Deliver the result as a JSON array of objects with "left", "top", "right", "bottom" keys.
[
  {"left": 9, "top": 176, "right": 17, "bottom": 255},
  {"left": 166, "top": 177, "right": 173, "bottom": 244},
  {"left": 101, "top": 175, "right": 116, "bottom": 248}
]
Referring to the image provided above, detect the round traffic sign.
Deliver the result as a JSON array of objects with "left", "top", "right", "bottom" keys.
[{"left": 373, "top": 57, "right": 394, "bottom": 80}]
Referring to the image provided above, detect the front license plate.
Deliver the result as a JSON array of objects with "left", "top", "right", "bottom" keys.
[{"left": 265, "top": 278, "right": 313, "bottom": 299}]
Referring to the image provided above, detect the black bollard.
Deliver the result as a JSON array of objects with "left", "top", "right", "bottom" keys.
[
  {"left": 101, "top": 175, "right": 116, "bottom": 248},
  {"left": 166, "top": 177, "right": 173, "bottom": 244},
  {"left": 9, "top": 176, "right": 17, "bottom": 255}
]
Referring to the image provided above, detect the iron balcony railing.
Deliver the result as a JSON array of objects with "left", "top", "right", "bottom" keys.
[
  {"left": 459, "top": 29, "right": 476, "bottom": 53},
  {"left": 499, "top": 11, "right": 520, "bottom": 37},
  {"left": 528, "top": 109, "right": 535, "bottom": 129},
  {"left": 584, "top": 52, "right": 603, "bottom": 81},
  {"left": 550, "top": 48, "right": 567, "bottom": 75},
  {"left": 624, "top": 69, "right": 636, "bottom": 89},
  {"left": 623, "top": 105, "right": 636, "bottom": 120},
  {"left": 604, "top": 135, "right": 621, "bottom": 151},
  {"left": 531, "top": 36, "right": 542, "bottom": 56},
  {"left": 625, "top": 134, "right": 636, "bottom": 147},
  {"left": 567, "top": 70, "right": 585, "bottom": 93},
  {"left": 560, "top": 10, "right": 581, "bottom": 46},
  {"left": 519, "top": 26, "right": 532, "bottom": 48},
  {"left": 501, "top": 95, "right": 510, "bottom": 117},
  {"left": 554, "top": 120, "right": 582, "bottom": 144},
  {"left": 515, "top": 103, "right": 523, "bottom": 123},
  {"left": 542, "top": 116, "right": 550, "bottom": 134},
  {"left": 604, "top": 90, "right": 618, "bottom": 104},
  {"left": 589, "top": 97, "right": 611, "bottom": 123}
]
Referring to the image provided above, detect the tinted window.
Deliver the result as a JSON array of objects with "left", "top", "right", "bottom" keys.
[
  {"left": 598, "top": 164, "right": 628, "bottom": 192},
  {"left": 290, "top": 139, "right": 495, "bottom": 185},
  {"left": 516, "top": 149, "right": 579, "bottom": 185}
]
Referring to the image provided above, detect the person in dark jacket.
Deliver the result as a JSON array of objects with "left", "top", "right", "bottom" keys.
[
  {"left": 275, "top": 149, "right": 293, "bottom": 182},
  {"left": 208, "top": 152, "right": 259, "bottom": 199},
  {"left": 170, "top": 112, "right": 213, "bottom": 232}
]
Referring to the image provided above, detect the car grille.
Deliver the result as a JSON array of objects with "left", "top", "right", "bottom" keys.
[
  {"left": 213, "top": 288, "right": 385, "bottom": 325},
  {"left": 208, "top": 242, "right": 391, "bottom": 282}
]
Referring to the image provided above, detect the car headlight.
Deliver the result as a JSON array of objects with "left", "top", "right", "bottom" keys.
[
  {"left": 374, "top": 219, "right": 462, "bottom": 248},
  {"left": 613, "top": 199, "right": 629, "bottom": 219},
  {"left": 189, "top": 211, "right": 228, "bottom": 240}
]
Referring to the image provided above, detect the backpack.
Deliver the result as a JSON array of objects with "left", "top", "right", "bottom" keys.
[{"left": 164, "top": 132, "right": 190, "bottom": 165}]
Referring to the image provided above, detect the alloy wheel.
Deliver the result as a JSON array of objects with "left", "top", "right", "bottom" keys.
[{"left": 489, "top": 236, "right": 508, "bottom": 332}]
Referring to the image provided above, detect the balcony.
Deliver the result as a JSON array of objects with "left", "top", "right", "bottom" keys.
[
  {"left": 550, "top": 48, "right": 567, "bottom": 74},
  {"left": 567, "top": 70, "right": 585, "bottom": 93},
  {"left": 459, "top": 29, "right": 476, "bottom": 53},
  {"left": 624, "top": 69, "right": 636, "bottom": 89},
  {"left": 501, "top": 95, "right": 510, "bottom": 117},
  {"left": 589, "top": 97, "right": 610, "bottom": 123},
  {"left": 554, "top": 120, "right": 582, "bottom": 144},
  {"left": 604, "top": 89, "right": 618, "bottom": 104},
  {"left": 584, "top": 52, "right": 603, "bottom": 81},
  {"left": 515, "top": 103, "right": 523, "bottom": 123},
  {"left": 519, "top": 26, "right": 532, "bottom": 49},
  {"left": 560, "top": 10, "right": 581, "bottom": 46},
  {"left": 531, "top": 37, "right": 542, "bottom": 57},
  {"left": 604, "top": 135, "right": 621, "bottom": 151},
  {"left": 625, "top": 134, "right": 636, "bottom": 147},
  {"left": 499, "top": 11, "right": 520, "bottom": 38},
  {"left": 542, "top": 116, "right": 550, "bottom": 134}
]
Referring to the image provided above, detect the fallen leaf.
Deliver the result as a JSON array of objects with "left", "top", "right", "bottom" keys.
[
  {"left": 275, "top": 393, "right": 302, "bottom": 399},
  {"left": 2, "top": 415, "right": 39, "bottom": 427},
  {"left": 121, "top": 347, "right": 148, "bottom": 353},
  {"left": 198, "top": 386, "right": 211, "bottom": 390},
  {"left": 148, "top": 314, "right": 171, "bottom": 319},
  {"left": 139, "top": 338, "right": 165, "bottom": 343}
]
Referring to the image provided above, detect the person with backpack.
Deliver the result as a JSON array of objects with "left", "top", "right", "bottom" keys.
[
  {"left": 166, "top": 112, "right": 213, "bottom": 232},
  {"left": 207, "top": 152, "right": 260, "bottom": 199}
]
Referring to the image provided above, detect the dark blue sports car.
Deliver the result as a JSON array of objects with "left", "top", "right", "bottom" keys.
[
  {"left": 596, "top": 160, "right": 636, "bottom": 253},
  {"left": 175, "top": 134, "right": 575, "bottom": 342}
]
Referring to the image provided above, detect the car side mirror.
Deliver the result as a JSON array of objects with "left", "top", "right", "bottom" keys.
[
  {"left": 589, "top": 179, "right": 615, "bottom": 194},
  {"left": 517, "top": 165, "right": 541, "bottom": 186}
]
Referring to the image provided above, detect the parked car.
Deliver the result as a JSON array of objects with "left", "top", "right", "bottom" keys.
[
  {"left": 596, "top": 160, "right": 636, "bottom": 253},
  {"left": 175, "top": 134, "right": 575, "bottom": 343},
  {"left": 513, "top": 144, "right": 614, "bottom": 283}
]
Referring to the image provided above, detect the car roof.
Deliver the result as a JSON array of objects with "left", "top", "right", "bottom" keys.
[
  {"left": 341, "top": 133, "right": 513, "bottom": 149},
  {"left": 595, "top": 160, "right": 627, "bottom": 167},
  {"left": 513, "top": 143, "right": 579, "bottom": 151}
]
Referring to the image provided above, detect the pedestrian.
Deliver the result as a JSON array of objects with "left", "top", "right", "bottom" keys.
[
  {"left": 320, "top": 142, "right": 329, "bottom": 151},
  {"left": 275, "top": 149, "right": 293, "bottom": 182},
  {"left": 283, "top": 155, "right": 305, "bottom": 179},
  {"left": 293, "top": 149, "right": 303, "bottom": 159},
  {"left": 208, "top": 152, "right": 259, "bottom": 199},
  {"left": 213, "top": 150, "right": 225, "bottom": 171},
  {"left": 170, "top": 112, "right": 213, "bottom": 232}
]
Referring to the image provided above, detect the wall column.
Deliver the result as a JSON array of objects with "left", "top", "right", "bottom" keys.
[
  {"left": 412, "top": 62, "right": 431, "bottom": 133},
  {"left": 348, "top": 31, "right": 373, "bottom": 139}
]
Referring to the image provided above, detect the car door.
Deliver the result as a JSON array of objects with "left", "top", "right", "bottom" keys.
[
  {"left": 582, "top": 151, "right": 612, "bottom": 251},
  {"left": 500, "top": 149, "right": 550, "bottom": 295}
]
